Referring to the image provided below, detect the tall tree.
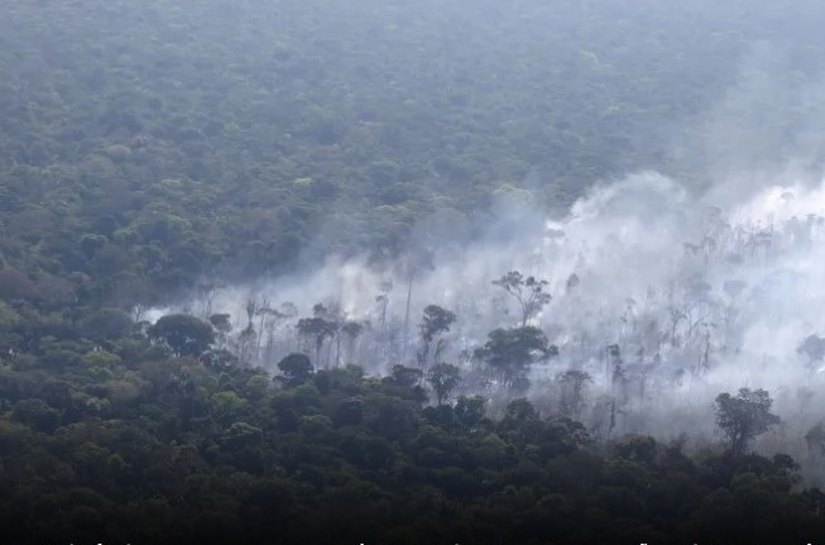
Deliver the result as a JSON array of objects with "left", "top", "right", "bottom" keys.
[
  {"left": 297, "top": 303, "right": 339, "bottom": 367},
  {"left": 798, "top": 334, "right": 825, "bottom": 368},
  {"left": 474, "top": 326, "right": 557, "bottom": 391},
  {"left": 417, "top": 304, "right": 456, "bottom": 370},
  {"left": 556, "top": 369, "right": 591, "bottom": 420},
  {"left": 715, "top": 387, "right": 780, "bottom": 454},
  {"left": 341, "top": 320, "right": 366, "bottom": 364},
  {"left": 147, "top": 314, "right": 215, "bottom": 357},
  {"left": 427, "top": 363, "right": 461, "bottom": 406},
  {"left": 492, "top": 270, "right": 552, "bottom": 327},
  {"left": 400, "top": 250, "right": 435, "bottom": 361},
  {"left": 297, "top": 316, "right": 337, "bottom": 367}
]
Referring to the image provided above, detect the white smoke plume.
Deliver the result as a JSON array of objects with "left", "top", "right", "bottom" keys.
[
  {"left": 147, "top": 169, "right": 825, "bottom": 477},
  {"left": 145, "top": 44, "right": 825, "bottom": 479}
]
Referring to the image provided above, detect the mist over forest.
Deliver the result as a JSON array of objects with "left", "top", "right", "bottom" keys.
[{"left": 4, "top": 0, "right": 825, "bottom": 543}]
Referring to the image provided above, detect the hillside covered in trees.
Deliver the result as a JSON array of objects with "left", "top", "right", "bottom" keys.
[{"left": 4, "top": 0, "right": 825, "bottom": 543}]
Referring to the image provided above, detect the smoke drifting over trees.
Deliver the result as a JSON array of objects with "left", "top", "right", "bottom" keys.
[
  {"left": 154, "top": 166, "right": 825, "bottom": 480},
  {"left": 144, "top": 22, "right": 825, "bottom": 477},
  {"left": 145, "top": 34, "right": 825, "bottom": 476},
  {"left": 8, "top": 0, "right": 825, "bottom": 541}
]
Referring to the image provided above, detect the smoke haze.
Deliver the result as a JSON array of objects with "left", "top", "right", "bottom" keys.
[{"left": 140, "top": 27, "right": 825, "bottom": 482}]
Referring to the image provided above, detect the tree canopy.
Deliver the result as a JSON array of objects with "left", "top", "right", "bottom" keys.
[
  {"left": 147, "top": 313, "right": 215, "bottom": 357},
  {"left": 2, "top": 0, "right": 825, "bottom": 542},
  {"left": 715, "top": 387, "right": 781, "bottom": 454}
]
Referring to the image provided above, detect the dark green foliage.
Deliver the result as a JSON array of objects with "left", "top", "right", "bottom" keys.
[
  {"left": 79, "top": 307, "right": 133, "bottom": 341},
  {"left": 3, "top": 0, "right": 823, "bottom": 310},
  {"left": 557, "top": 369, "right": 592, "bottom": 419},
  {"left": 296, "top": 316, "right": 337, "bottom": 365},
  {"left": 201, "top": 348, "right": 238, "bottom": 371},
  {"left": 454, "top": 395, "right": 489, "bottom": 431},
  {"left": 417, "top": 304, "right": 456, "bottom": 368},
  {"left": 1, "top": 1, "right": 825, "bottom": 542},
  {"left": 419, "top": 305, "right": 456, "bottom": 344},
  {"left": 277, "top": 353, "right": 314, "bottom": 387},
  {"left": 147, "top": 313, "right": 215, "bottom": 357},
  {"left": 388, "top": 364, "right": 424, "bottom": 388},
  {"left": 0, "top": 329, "right": 822, "bottom": 544},
  {"left": 382, "top": 364, "right": 428, "bottom": 405},
  {"left": 474, "top": 326, "right": 557, "bottom": 390},
  {"left": 209, "top": 313, "right": 232, "bottom": 333},
  {"left": 12, "top": 398, "right": 61, "bottom": 432},
  {"left": 427, "top": 363, "right": 461, "bottom": 405},
  {"left": 715, "top": 387, "right": 781, "bottom": 454}
]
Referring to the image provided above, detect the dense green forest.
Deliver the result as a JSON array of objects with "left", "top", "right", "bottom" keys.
[
  {"left": 4, "top": 0, "right": 825, "bottom": 542},
  {"left": 4, "top": 0, "right": 825, "bottom": 305},
  {"left": 2, "top": 335, "right": 824, "bottom": 544}
]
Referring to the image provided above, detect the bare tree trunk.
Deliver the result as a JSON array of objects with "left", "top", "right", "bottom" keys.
[
  {"left": 254, "top": 299, "right": 270, "bottom": 362},
  {"left": 401, "top": 273, "right": 414, "bottom": 362},
  {"left": 378, "top": 297, "right": 389, "bottom": 362},
  {"left": 264, "top": 326, "right": 275, "bottom": 366},
  {"left": 314, "top": 339, "right": 323, "bottom": 368}
]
